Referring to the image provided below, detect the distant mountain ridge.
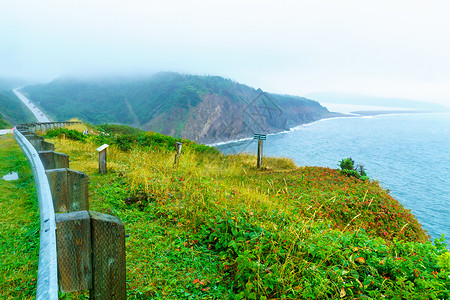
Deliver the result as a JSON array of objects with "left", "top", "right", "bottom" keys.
[{"left": 22, "top": 72, "right": 337, "bottom": 143}]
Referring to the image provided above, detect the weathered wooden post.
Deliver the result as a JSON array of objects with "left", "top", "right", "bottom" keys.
[
  {"left": 24, "top": 133, "right": 41, "bottom": 141},
  {"left": 253, "top": 133, "right": 266, "bottom": 169},
  {"left": 30, "top": 139, "right": 55, "bottom": 152},
  {"left": 174, "top": 142, "right": 182, "bottom": 166},
  {"left": 56, "top": 211, "right": 92, "bottom": 293},
  {"left": 89, "top": 211, "right": 126, "bottom": 299},
  {"left": 41, "top": 141, "right": 56, "bottom": 151},
  {"left": 55, "top": 210, "right": 126, "bottom": 298},
  {"left": 46, "top": 168, "right": 89, "bottom": 213},
  {"left": 96, "top": 144, "right": 109, "bottom": 174},
  {"left": 39, "top": 150, "right": 70, "bottom": 169}
]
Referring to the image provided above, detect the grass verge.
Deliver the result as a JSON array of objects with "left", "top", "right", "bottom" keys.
[{"left": 0, "top": 134, "right": 39, "bottom": 299}]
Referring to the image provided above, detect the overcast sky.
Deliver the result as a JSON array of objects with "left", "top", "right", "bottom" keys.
[{"left": 1, "top": 0, "right": 450, "bottom": 107}]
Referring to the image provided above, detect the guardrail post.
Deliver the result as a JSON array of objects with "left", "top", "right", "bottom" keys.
[
  {"left": 30, "top": 140, "right": 55, "bottom": 152},
  {"left": 42, "top": 141, "right": 56, "bottom": 151},
  {"left": 39, "top": 151, "right": 70, "bottom": 169},
  {"left": 27, "top": 135, "right": 44, "bottom": 141},
  {"left": 46, "top": 168, "right": 89, "bottom": 213},
  {"left": 89, "top": 211, "right": 126, "bottom": 299},
  {"left": 56, "top": 211, "right": 126, "bottom": 298},
  {"left": 56, "top": 211, "right": 92, "bottom": 293}
]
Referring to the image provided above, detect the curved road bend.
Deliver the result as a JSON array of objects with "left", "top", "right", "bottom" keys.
[{"left": 13, "top": 88, "right": 51, "bottom": 123}]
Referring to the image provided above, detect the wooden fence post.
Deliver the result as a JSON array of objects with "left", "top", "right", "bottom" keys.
[
  {"left": 30, "top": 140, "right": 55, "bottom": 152},
  {"left": 67, "top": 169, "right": 89, "bottom": 212},
  {"left": 39, "top": 151, "right": 70, "bottom": 170},
  {"left": 96, "top": 144, "right": 109, "bottom": 174},
  {"left": 56, "top": 211, "right": 92, "bottom": 293},
  {"left": 24, "top": 134, "right": 42, "bottom": 141},
  {"left": 56, "top": 211, "right": 126, "bottom": 298},
  {"left": 253, "top": 134, "right": 266, "bottom": 169},
  {"left": 41, "top": 141, "right": 55, "bottom": 151},
  {"left": 89, "top": 211, "right": 126, "bottom": 299},
  {"left": 257, "top": 140, "right": 263, "bottom": 169},
  {"left": 46, "top": 168, "right": 89, "bottom": 213}
]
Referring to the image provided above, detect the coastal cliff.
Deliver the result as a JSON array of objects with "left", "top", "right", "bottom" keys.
[{"left": 22, "top": 72, "right": 337, "bottom": 143}]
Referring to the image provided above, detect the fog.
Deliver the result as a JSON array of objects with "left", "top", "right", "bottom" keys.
[{"left": 1, "top": 0, "right": 450, "bottom": 107}]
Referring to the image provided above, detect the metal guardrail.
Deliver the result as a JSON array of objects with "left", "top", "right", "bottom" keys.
[
  {"left": 17, "top": 121, "right": 83, "bottom": 133},
  {"left": 14, "top": 128, "right": 58, "bottom": 300}
]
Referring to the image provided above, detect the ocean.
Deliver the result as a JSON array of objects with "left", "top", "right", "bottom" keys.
[{"left": 215, "top": 112, "right": 450, "bottom": 242}]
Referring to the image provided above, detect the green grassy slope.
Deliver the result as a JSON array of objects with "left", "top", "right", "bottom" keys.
[
  {"left": 0, "top": 91, "right": 36, "bottom": 126},
  {"left": 35, "top": 126, "right": 450, "bottom": 299},
  {"left": 0, "top": 114, "right": 12, "bottom": 128}
]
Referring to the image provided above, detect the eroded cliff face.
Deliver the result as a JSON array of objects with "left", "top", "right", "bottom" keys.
[{"left": 180, "top": 92, "right": 333, "bottom": 144}]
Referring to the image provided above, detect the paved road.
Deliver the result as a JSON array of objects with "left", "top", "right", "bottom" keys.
[
  {"left": 0, "top": 129, "right": 13, "bottom": 135},
  {"left": 13, "top": 88, "right": 51, "bottom": 123}
]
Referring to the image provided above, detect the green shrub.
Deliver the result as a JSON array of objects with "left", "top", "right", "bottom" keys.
[
  {"left": 89, "top": 129, "right": 219, "bottom": 155},
  {"left": 44, "top": 128, "right": 86, "bottom": 142},
  {"left": 339, "top": 157, "right": 369, "bottom": 180},
  {"left": 114, "top": 134, "right": 138, "bottom": 151},
  {"left": 339, "top": 157, "right": 355, "bottom": 171},
  {"left": 97, "top": 124, "right": 142, "bottom": 136}
]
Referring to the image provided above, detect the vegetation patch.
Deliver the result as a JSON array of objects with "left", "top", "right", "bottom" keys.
[
  {"left": 3, "top": 125, "right": 449, "bottom": 299},
  {"left": 44, "top": 128, "right": 87, "bottom": 142},
  {"left": 0, "top": 135, "right": 39, "bottom": 299},
  {"left": 42, "top": 125, "right": 448, "bottom": 299},
  {"left": 0, "top": 91, "right": 36, "bottom": 125},
  {"left": 0, "top": 114, "right": 12, "bottom": 128},
  {"left": 339, "top": 157, "right": 369, "bottom": 181}
]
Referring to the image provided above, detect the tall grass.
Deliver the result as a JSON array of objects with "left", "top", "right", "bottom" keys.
[{"left": 44, "top": 127, "right": 449, "bottom": 299}]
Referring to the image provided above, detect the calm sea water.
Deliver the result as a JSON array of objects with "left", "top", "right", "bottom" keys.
[{"left": 216, "top": 113, "right": 450, "bottom": 242}]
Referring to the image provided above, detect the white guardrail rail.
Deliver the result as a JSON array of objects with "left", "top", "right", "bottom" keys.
[{"left": 14, "top": 128, "right": 58, "bottom": 300}]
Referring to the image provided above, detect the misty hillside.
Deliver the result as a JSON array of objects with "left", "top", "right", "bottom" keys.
[
  {"left": 22, "top": 72, "right": 336, "bottom": 143},
  {"left": 0, "top": 90, "right": 36, "bottom": 126},
  {"left": 0, "top": 77, "right": 27, "bottom": 91}
]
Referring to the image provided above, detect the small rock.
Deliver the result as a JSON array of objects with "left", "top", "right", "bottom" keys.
[{"left": 2, "top": 172, "right": 19, "bottom": 181}]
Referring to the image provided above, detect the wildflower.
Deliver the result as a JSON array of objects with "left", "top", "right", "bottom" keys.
[{"left": 355, "top": 257, "right": 366, "bottom": 264}]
